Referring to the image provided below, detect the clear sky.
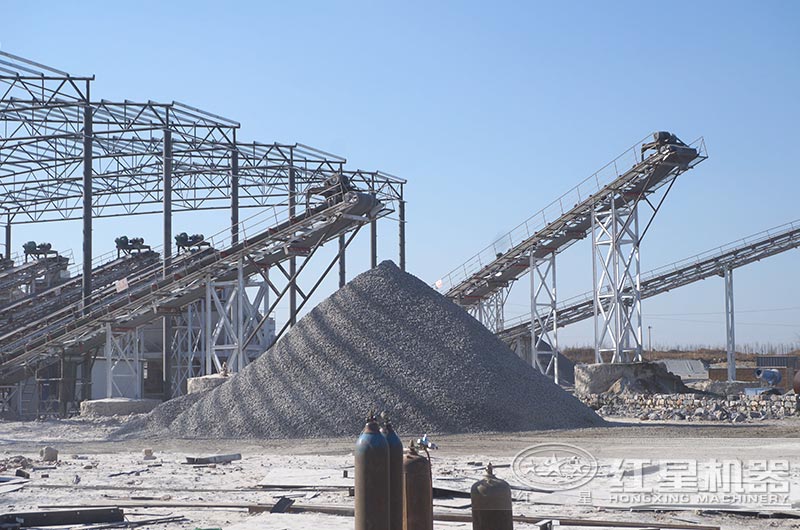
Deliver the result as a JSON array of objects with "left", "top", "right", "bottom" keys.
[{"left": 2, "top": 1, "right": 798, "bottom": 351}]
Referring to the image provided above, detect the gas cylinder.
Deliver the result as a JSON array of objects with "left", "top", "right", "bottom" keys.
[
  {"left": 380, "top": 413, "right": 403, "bottom": 530},
  {"left": 470, "top": 463, "right": 513, "bottom": 530},
  {"left": 355, "top": 415, "right": 390, "bottom": 530},
  {"left": 794, "top": 370, "right": 800, "bottom": 394},
  {"left": 402, "top": 442, "right": 433, "bottom": 530}
]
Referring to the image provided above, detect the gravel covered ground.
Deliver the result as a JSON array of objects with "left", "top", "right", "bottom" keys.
[
  {"left": 122, "top": 261, "right": 603, "bottom": 439},
  {"left": 3, "top": 418, "right": 800, "bottom": 530}
]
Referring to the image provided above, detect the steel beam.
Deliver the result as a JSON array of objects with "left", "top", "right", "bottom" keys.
[
  {"left": 288, "top": 151, "right": 297, "bottom": 326},
  {"left": 162, "top": 128, "right": 173, "bottom": 399},
  {"left": 162, "top": 129, "right": 173, "bottom": 272},
  {"left": 724, "top": 267, "right": 736, "bottom": 381},
  {"left": 371, "top": 218, "right": 378, "bottom": 268},
  {"left": 82, "top": 104, "right": 93, "bottom": 308},
  {"left": 4, "top": 219, "right": 10, "bottom": 260},
  {"left": 230, "top": 147, "right": 239, "bottom": 244},
  {"left": 399, "top": 200, "right": 406, "bottom": 271},
  {"left": 339, "top": 234, "right": 346, "bottom": 288}
]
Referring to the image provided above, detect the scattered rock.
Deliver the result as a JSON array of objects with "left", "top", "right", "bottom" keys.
[
  {"left": 40, "top": 446, "right": 58, "bottom": 462},
  {"left": 731, "top": 412, "right": 746, "bottom": 423}
]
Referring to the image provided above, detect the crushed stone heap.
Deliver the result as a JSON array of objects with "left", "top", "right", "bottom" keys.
[{"left": 124, "top": 261, "right": 603, "bottom": 439}]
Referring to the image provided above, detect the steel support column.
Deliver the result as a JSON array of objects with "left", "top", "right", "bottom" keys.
[
  {"left": 162, "top": 128, "right": 173, "bottom": 399},
  {"left": 170, "top": 300, "right": 204, "bottom": 397},
  {"left": 592, "top": 199, "right": 643, "bottom": 363},
  {"left": 398, "top": 200, "right": 406, "bottom": 271},
  {"left": 338, "top": 234, "right": 346, "bottom": 288},
  {"left": 204, "top": 269, "right": 272, "bottom": 375},
  {"left": 473, "top": 289, "right": 506, "bottom": 334},
  {"left": 104, "top": 323, "right": 141, "bottom": 399},
  {"left": 370, "top": 218, "right": 378, "bottom": 268},
  {"left": 724, "top": 267, "right": 736, "bottom": 381},
  {"left": 530, "top": 250, "right": 558, "bottom": 381},
  {"left": 4, "top": 218, "right": 10, "bottom": 260},
  {"left": 288, "top": 151, "right": 297, "bottom": 326},
  {"left": 82, "top": 105, "right": 93, "bottom": 308},
  {"left": 230, "top": 147, "right": 239, "bottom": 244},
  {"left": 162, "top": 129, "right": 173, "bottom": 272}
]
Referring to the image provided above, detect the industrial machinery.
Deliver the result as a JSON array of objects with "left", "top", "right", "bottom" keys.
[
  {"left": 306, "top": 173, "right": 355, "bottom": 207},
  {"left": 0, "top": 50, "right": 406, "bottom": 416},
  {"left": 22, "top": 241, "right": 57, "bottom": 262},
  {"left": 499, "top": 219, "right": 800, "bottom": 377},
  {"left": 174, "top": 233, "right": 211, "bottom": 254},
  {"left": 438, "top": 131, "right": 706, "bottom": 374},
  {"left": 114, "top": 236, "right": 152, "bottom": 257}
]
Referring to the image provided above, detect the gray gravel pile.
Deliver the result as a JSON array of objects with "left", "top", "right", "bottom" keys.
[{"left": 123, "top": 261, "right": 603, "bottom": 439}]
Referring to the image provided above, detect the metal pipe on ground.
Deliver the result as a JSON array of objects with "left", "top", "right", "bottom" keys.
[{"left": 35, "top": 502, "right": 723, "bottom": 530}]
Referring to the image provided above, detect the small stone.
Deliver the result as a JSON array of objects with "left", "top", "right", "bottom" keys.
[
  {"left": 40, "top": 447, "right": 58, "bottom": 462},
  {"left": 731, "top": 412, "right": 746, "bottom": 423}
]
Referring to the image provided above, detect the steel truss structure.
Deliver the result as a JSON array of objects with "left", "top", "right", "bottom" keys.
[
  {"left": 530, "top": 251, "right": 558, "bottom": 378},
  {"left": 592, "top": 192, "right": 642, "bottom": 362},
  {"left": 0, "top": 51, "right": 406, "bottom": 415},
  {"left": 103, "top": 324, "right": 142, "bottom": 399},
  {"left": 437, "top": 132, "right": 706, "bottom": 377},
  {"left": 499, "top": 219, "right": 800, "bottom": 364}
]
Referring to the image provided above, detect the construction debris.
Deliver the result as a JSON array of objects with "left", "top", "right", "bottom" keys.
[
  {"left": 184, "top": 453, "right": 242, "bottom": 465},
  {"left": 0, "top": 508, "right": 124, "bottom": 528}
]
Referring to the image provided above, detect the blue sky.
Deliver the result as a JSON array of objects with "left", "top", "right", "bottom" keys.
[{"left": 2, "top": 1, "right": 798, "bottom": 349}]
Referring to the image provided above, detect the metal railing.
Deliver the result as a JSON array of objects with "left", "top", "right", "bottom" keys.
[
  {"left": 500, "top": 218, "right": 800, "bottom": 337},
  {"left": 436, "top": 135, "right": 706, "bottom": 294}
]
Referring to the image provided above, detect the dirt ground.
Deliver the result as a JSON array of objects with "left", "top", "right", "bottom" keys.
[{"left": 1, "top": 416, "right": 800, "bottom": 529}]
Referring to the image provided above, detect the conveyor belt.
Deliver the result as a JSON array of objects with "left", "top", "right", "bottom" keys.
[
  {"left": 0, "top": 255, "right": 70, "bottom": 299},
  {"left": 0, "top": 191, "right": 381, "bottom": 385},
  {"left": 498, "top": 219, "right": 800, "bottom": 343},
  {"left": 439, "top": 132, "right": 706, "bottom": 306},
  {"left": 0, "top": 251, "right": 161, "bottom": 339}
]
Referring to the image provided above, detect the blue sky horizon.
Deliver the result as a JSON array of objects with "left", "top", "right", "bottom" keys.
[{"left": 2, "top": 1, "right": 798, "bottom": 351}]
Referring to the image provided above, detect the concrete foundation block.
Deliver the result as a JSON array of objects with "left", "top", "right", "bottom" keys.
[
  {"left": 187, "top": 374, "right": 230, "bottom": 394},
  {"left": 80, "top": 398, "right": 161, "bottom": 417}
]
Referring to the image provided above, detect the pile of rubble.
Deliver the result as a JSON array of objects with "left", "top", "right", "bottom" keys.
[{"left": 582, "top": 391, "right": 799, "bottom": 422}]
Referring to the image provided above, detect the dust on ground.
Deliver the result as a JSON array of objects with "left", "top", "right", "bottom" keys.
[{"left": 2, "top": 416, "right": 800, "bottom": 529}]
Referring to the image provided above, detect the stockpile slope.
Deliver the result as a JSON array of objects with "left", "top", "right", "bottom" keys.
[{"left": 125, "top": 261, "right": 603, "bottom": 438}]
